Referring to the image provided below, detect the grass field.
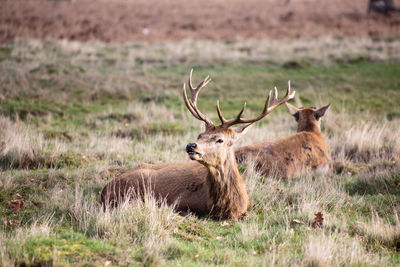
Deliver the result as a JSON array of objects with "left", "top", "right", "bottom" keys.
[{"left": 1, "top": 37, "right": 400, "bottom": 266}]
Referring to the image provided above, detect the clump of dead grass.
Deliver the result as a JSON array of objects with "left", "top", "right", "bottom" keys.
[
  {"left": 331, "top": 121, "right": 398, "bottom": 163},
  {"left": 0, "top": 116, "right": 91, "bottom": 169},
  {"left": 0, "top": 217, "right": 53, "bottom": 266},
  {"left": 358, "top": 211, "right": 400, "bottom": 249},
  {"left": 303, "top": 233, "right": 384, "bottom": 266},
  {"left": 0, "top": 116, "right": 54, "bottom": 169},
  {"left": 98, "top": 198, "right": 181, "bottom": 265},
  {"left": 61, "top": 185, "right": 183, "bottom": 266}
]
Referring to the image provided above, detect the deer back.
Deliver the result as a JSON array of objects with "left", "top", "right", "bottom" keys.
[{"left": 235, "top": 104, "right": 330, "bottom": 178}]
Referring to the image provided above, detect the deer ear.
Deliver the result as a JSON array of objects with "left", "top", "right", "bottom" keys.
[
  {"left": 233, "top": 123, "right": 252, "bottom": 136},
  {"left": 314, "top": 103, "right": 330, "bottom": 120},
  {"left": 286, "top": 102, "right": 299, "bottom": 116}
]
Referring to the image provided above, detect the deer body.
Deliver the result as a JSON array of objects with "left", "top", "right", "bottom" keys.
[
  {"left": 100, "top": 146, "right": 250, "bottom": 218},
  {"left": 99, "top": 71, "right": 294, "bottom": 219},
  {"left": 99, "top": 161, "right": 210, "bottom": 215},
  {"left": 236, "top": 104, "right": 330, "bottom": 178}
]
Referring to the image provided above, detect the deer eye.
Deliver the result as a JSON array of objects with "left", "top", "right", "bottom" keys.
[{"left": 216, "top": 139, "right": 224, "bottom": 144}]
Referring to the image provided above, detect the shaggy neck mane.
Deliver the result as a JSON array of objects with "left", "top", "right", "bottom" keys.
[{"left": 206, "top": 149, "right": 248, "bottom": 219}]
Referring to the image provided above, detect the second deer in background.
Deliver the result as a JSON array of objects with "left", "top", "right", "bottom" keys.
[{"left": 235, "top": 102, "right": 330, "bottom": 178}]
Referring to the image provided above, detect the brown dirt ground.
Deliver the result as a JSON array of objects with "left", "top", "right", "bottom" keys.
[{"left": 1, "top": 0, "right": 400, "bottom": 43}]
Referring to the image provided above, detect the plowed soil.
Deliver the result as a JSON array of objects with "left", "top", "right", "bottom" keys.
[{"left": 1, "top": 0, "right": 400, "bottom": 43}]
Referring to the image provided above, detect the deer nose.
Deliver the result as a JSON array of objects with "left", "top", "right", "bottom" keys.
[{"left": 186, "top": 143, "right": 197, "bottom": 152}]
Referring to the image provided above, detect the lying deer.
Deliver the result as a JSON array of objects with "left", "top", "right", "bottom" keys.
[
  {"left": 235, "top": 102, "right": 330, "bottom": 178},
  {"left": 99, "top": 70, "right": 294, "bottom": 219}
]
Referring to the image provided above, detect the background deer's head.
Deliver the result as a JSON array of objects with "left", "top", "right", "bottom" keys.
[{"left": 285, "top": 103, "right": 330, "bottom": 132}]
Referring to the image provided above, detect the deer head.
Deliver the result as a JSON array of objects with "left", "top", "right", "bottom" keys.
[
  {"left": 184, "top": 69, "right": 295, "bottom": 168},
  {"left": 286, "top": 103, "right": 330, "bottom": 132}
]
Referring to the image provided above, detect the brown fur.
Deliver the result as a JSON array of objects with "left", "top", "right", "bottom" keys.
[
  {"left": 99, "top": 126, "right": 249, "bottom": 219},
  {"left": 101, "top": 126, "right": 251, "bottom": 218},
  {"left": 99, "top": 161, "right": 210, "bottom": 215},
  {"left": 235, "top": 104, "right": 330, "bottom": 178},
  {"left": 99, "top": 71, "right": 293, "bottom": 219}
]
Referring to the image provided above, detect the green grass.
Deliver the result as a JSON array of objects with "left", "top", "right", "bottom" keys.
[
  {"left": 5, "top": 230, "right": 118, "bottom": 266},
  {"left": 151, "top": 61, "right": 400, "bottom": 116},
  {"left": 1, "top": 60, "right": 399, "bottom": 135},
  {"left": 1, "top": 38, "right": 400, "bottom": 266}
]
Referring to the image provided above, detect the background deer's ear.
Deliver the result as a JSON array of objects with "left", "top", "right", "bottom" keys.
[
  {"left": 286, "top": 102, "right": 300, "bottom": 121},
  {"left": 314, "top": 103, "right": 330, "bottom": 120},
  {"left": 286, "top": 102, "right": 299, "bottom": 116}
]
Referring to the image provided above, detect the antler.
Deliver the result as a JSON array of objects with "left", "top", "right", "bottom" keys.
[
  {"left": 182, "top": 69, "right": 214, "bottom": 128},
  {"left": 216, "top": 80, "right": 295, "bottom": 129}
]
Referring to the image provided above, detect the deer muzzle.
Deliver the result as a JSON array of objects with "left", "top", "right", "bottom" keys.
[{"left": 186, "top": 143, "right": 202, "bottom": 160}]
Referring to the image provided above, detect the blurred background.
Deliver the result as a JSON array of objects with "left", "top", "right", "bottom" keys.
[{"left": 1, "top": 0, "right": 399, "bottom": 43}]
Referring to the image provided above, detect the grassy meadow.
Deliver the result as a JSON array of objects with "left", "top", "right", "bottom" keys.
[{"left": 0, "top": 37, "right": 400, "bottom": 266}]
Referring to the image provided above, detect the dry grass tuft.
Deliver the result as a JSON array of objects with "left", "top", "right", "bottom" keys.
[
  {"left": 0, "top": 116, "right": 55, "bottom": 169},
  {"left": 97, "top": 197, "right": 182, "bottom": 265},
  {"left": 62, "top": 185, "right": 184, "bottom": 265},
  {"left": 0, "top": 217, "right": 53, "bottom": 266},
  {"left": 358, "top": 212, "right": 400, "bottom": 249},
  {"left": 0, "top": 117, "right": 89, "bottom": 169},
  {"left": 330, "top": 121, "right": 399, "bottom": 163},
  {"left": 304, "top": 233, "right": 384, "bottom": 266}
]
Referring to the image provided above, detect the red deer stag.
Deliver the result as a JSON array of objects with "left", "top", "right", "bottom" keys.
[
  {"left": 99, "top": 70, "right": 294, "bottom": 219},
  {"left": 235, "top": 102, "right": 330, "bottom": 178}
]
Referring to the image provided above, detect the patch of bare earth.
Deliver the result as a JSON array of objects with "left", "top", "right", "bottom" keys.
[{"left": 1, "top": 0, "right": 399, "bottom": 43}]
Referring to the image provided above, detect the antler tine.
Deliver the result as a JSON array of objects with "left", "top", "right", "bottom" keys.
[
  {"left": 188, "top": 69, "right": 211, "bottom": 105},
  {"left": 219, "top": 81, "right": 295, "bottom": 129},
  {"left": 266, "top": 80, "right": 295, "bottom": 113},
  {"left": 217, "top": 100, "right": 247, "bottom": 125},
  {"left": 182, "top": 70, "right": 214, "bottom": 127},
  {"left": 219, "top": 91, "right": 271, "bottom": 129},
  {"left": 216, "top": 100, "right": 226, "bottom": 124},
  {"left": 270, "top": 87, "right": 279, "bottom": 106},
  {"left": 182, "top": 84, "right": 201, "bottom": 121}
]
